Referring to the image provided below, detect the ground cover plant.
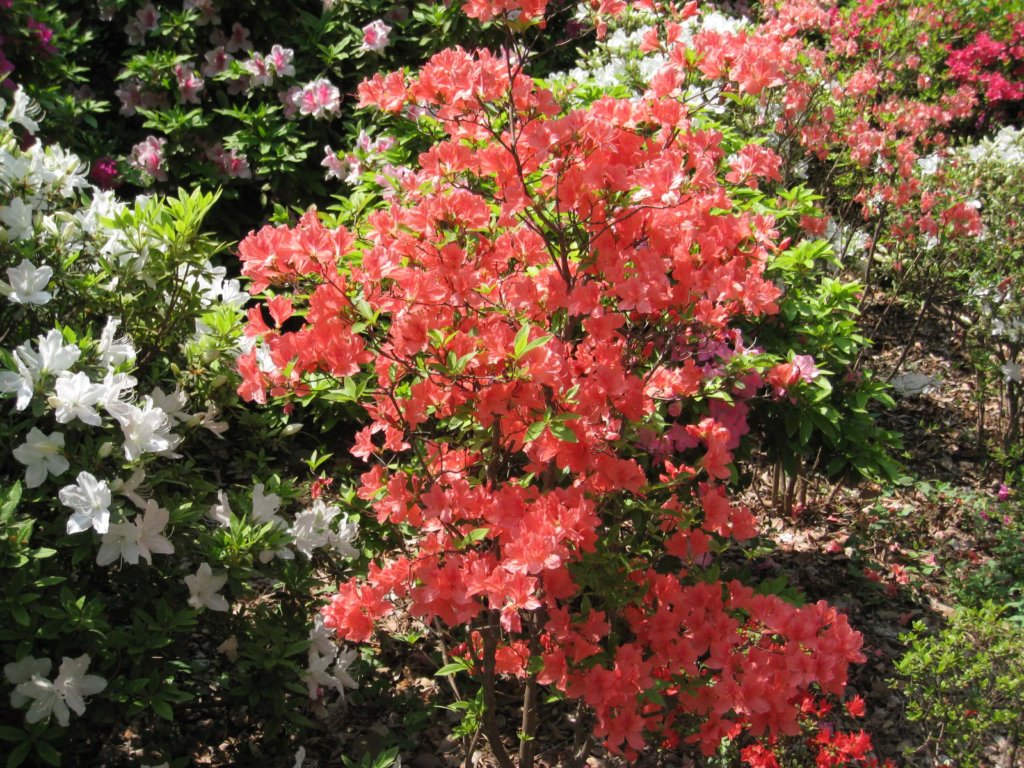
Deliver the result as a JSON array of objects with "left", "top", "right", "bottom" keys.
[{"left": 2, "top": 0, "right": 1024, "bottom": 766}]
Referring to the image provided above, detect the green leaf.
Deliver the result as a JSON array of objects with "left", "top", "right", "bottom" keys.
[
  {"left": 435, "top": 660, "right": 470, "bottom": 676},
  {"left": 6, "top": 741, "right": 30, "bottom": 768},
  {"left": 10, "top": 604, "right": 30, "bottom": 627},
  {"left": 151, "top": 699, "right": 174, "bottom": 721},
  {"left": 0, "top": 727, "right": 25, "bottom": 742},
  {"left": 513, "top": 323, "right": 531, "bottom": 359},
  {"left": 523, "top": 420, "right": 546, "bottom": 443},
  {"left": 458, "top": 528, "right": 490, "bottom": 548},
  {"left": 1, "top": 483, "right": 21, "bottom": 518},
  {"left": 548, "top": 422, "right": 577, "bottom": 443},
  {"left": 34, "top": 742, "right": 60, "bottom": 767}
]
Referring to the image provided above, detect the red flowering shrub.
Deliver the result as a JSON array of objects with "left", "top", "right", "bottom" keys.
[
  {"left": 947, "top": 22, "right": 1024, "bottom": 106},
  {"left": 235, "top": 2, "right": 875, "bottom": 763}
]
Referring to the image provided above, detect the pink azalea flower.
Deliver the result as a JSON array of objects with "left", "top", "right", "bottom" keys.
[
  {"left": 243, "top": 53, "right": 272, "bottom": 88},
  {"left": 224, "top": 22, "right": 252, "bottom": 53},
  {"left": 360, "top": 20, "right": 392, "bottom": 52},
  {"left": 129, "top": 136, "right": 168, "bottom": 182},
  {"left": 279, "top": 86, "right": 302, "bottom": 118},
  {"left": 115, "top": 79, "right": 144, "bottom": 117},
  {"left": 294, "top": 78, "right": 341, "bottom": 119},
  {"left": 27, "top": 18, "right": 57, "bottom": 56},
  {"left": 207, "top": 143, "right": 252, "bottom": 179},
  {"left": 124, "top": 3, "right": 160, "bottom": 45},
  {"left": 322, "top": 146, "right": 360, "bottom": 183},
  {"left": 174, "top": 63, "right": 204, "bottom": 104},
  {"left": 267, "top": 45, "right": 295, "bottom": 78},
  {"left": 201, "top": 46, "right": 233, "bottom": 77},
  {"left": 184, "top": 0, "right": 220, "bottom": 26},
  {"left": 791, "top": 354, "right": 820, "bottom": 382},
  {"left": 89, "top": 158, "right": 120, "bottom": 190}
]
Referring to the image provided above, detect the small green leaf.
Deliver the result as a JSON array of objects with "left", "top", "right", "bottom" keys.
[
  {"left": 513, "top": 323, "right": 530, "bottom": 359},
  {"left": 436, "top": 660, "right": 470, "bottom": 676},
  {"left": 548, "top": 422, "right": 577, "bottom": 443},
  {"left": 151, "top": 699, "right": 174, "bottom": 721},
  {"left": 35, "top": 742, "right": 60, "bottom": 767},
  {"left": 523, "top": 420, "right": 546, "bottom": 443},
  {"left": 10, "top": 604, "right": 30, "bottom": 627},
  {"left": 458, "top": 528, "right": 490, "bottom": 548},
  {"left": 6, "top": 741, "right": 30, "bottom": 768},
  {"left": 0, "top": 727, "right": 25, "bottom": 742}
]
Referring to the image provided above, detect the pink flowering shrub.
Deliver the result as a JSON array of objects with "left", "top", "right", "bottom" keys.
[
  {"left": 8, "top": 0, "right": 583, "bottom": 237},
  {"left": 233, "top": 2, "right": 897, "bottom": 764}
]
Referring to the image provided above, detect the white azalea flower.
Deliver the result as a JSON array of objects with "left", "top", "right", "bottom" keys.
[
  {"left": 251, "top": 482, "right": 284, "bottom": 527},
  {"left": 258, "top": 543, "right": 295, "bottom": 564},
  {"left": 59, "top": 471, "right": 112, "bottom": 534},
  {"left": 0, "top": 259, "right": 52, "bottom": 303},
  {"left": 13, "top": 428, "right": 69, "bottom": 487},
  {"left": 112, "top": 467, "right": 148, "bottom": 509},
  {"left": 0, "top": 356, "right": 35, "bottom": 410},
  {"left": 96, "top": 521, "right": 141, "bottom": 566},
  {"left": 208, "top": 489, "right": 232, "bottom": 526},
  {"left": 149, "top": 386, "right": 190, "bottom": 424},
  {"left": 291, "top": 499, "right": 357, "bottom": 558},
  {"left": 4, "top": 656, "right": 52, "bottom": 708},
  {"left": 49, "top": 371, "right": 105, "bottom": 426},
  {"left": 97, "top": 499, "right": 173, "bottom": 566},
  {"left": 0, "top": 198, "right": 35, "bottom": 241},
  {"left": 18, "top": 330, "right": 80, "bottom": 379},
  {"left": 12, "top": 654, "right": 105, "bottom": 726},
  {"left": 1001, "top": 360, "right": 1023, "bottom": 383},
  {"left": 332, "top": 645, "right": 358, "bottom": 693},
  {"left": 196, "top": 402, "right": 229, "bottom": 437},
  {"left": 97, "top": 369, "right": 137, "bottom": 408},
  {"left": 107, "top": 396, "right": 181, "bottom": 460},
  {"left": 185, "top": 563, "right": 229, "bottom": 612},
  {"left": 135, "top": 499, "right": 175, "bottom": 562},
  {"left": 302, "top": 650, "right": 337, "bottom": 700},
  {"left": 7, "top": 87, "right": 41, "bottom": 133},
  {"left": 97, "top": 317, "right": 136, "bottom": 368},
  {"left": 15, "top": 676, "right": 69, "bottom": 725},
  {"left": 308, "top": 615, "right": 338, "bottom": 658},
  {"left": 302, "top": 646, "right": 358, "bottom": 700},
  {"left": 219, "top": 277, "right": 247, "bottom": 308},
  {"left": 290, "top": 502, "right": 333, "bottom": 558},
  {"left": 330, "top": 515, "right": 360, "bottom": 559},
  {"left": 53, "top": 655, "right": 106, "bottom": 717},
  {"left": 4, "top": 656, "right": 52, "bottom": 686}
]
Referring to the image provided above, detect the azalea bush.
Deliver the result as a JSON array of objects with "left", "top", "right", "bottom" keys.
[
  {"left": 0, "top": 0, "right": 104, "bottom": 153},
  {"left": 895, "top": 604, "right": 1024, "bottom": 767},
  {"left": 9, "top": 0, "right": 584, "bottom": 239},
  {"left": 952, "top": 487, "right": 1024, "bottom": 624},
  {"left": 940, "top": 126, "right": 1024, "bottom": 454},
  {"left": 233, "top": 2, "right": 893, "bottom": 765},
  {"left": 0, "top": 91, "right": 363, "bottom": 766},
  {"left": 547, "top": 1, "right": 904, "bottom": 508}
]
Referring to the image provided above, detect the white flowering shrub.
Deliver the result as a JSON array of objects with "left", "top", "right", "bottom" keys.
[
  {"left": 907, "top": 125, "right": 1024, "bottom": 455},
  {"left": 0, "top": 90, "right": 362, "bottom": 767}
]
